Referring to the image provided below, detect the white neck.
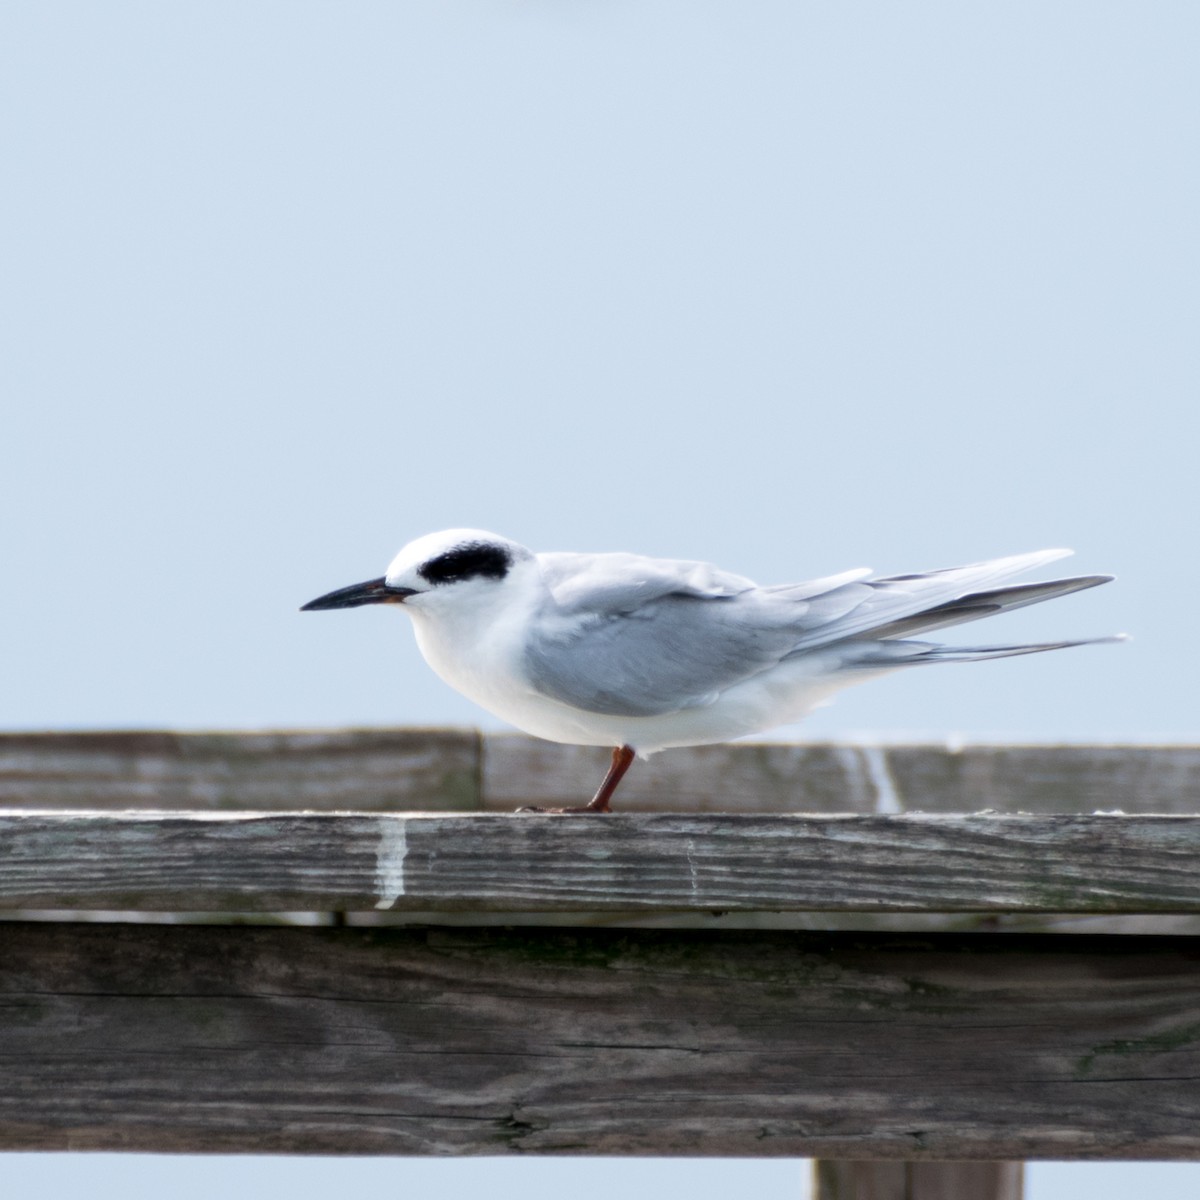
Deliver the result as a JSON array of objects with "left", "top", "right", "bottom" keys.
[{"left": 403, "top": 563, "right": 546, "bottom": 713}]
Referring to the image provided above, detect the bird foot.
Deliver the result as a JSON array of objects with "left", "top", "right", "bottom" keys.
[{"left": 513, "top": 745, "right": 631, "bottom": 815}]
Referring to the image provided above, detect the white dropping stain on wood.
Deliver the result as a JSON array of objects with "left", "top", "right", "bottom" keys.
[
  {"left": 374, "top": 820, "right": 409, "bottom": 910},
  {"left": 833, "top": 744, "right": 872, "bottom": 810},
  {"left": 859, "top": 745, "right": 903, "bottom": 814}
]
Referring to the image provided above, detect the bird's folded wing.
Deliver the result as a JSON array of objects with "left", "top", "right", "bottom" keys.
[
  {"left": 524, "top": 548, "right": 1083, "bottom": 718},
  {"left": 525, "top": 588, "right": 823, "bottom": 716},
  {"left": 781, "top": 548, "right": 1076, "bottom": 652},
  {"left": 537, "top": 551, "right": 757, "bottom": 613}
]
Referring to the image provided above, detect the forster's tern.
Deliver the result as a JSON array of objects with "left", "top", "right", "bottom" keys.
[{"left": 302, "top": 530, "right": 1119, "bottom": 813}]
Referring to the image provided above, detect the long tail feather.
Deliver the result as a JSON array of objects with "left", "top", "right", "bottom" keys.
[
  {"left": 854, "top": 635, "right": 1128, "bottom": 667},
  {"left": 864, "top": 575, "right": 1114, "bottom": 641}
]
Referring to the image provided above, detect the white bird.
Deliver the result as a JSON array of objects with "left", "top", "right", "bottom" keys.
[{"left": 302, "top": 530, "right": 1120, "bottom": 813}]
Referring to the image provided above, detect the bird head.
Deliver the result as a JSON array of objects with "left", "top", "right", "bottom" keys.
[{"left": 301, "top": 529, "right": 536, "bottom": 617}]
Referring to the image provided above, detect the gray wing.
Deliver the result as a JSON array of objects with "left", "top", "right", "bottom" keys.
[
  {"left": 525, "top": 587, "right": 826, "bottom": 716},
  {"left": 525, "top": 548, "right": 1093, "bottom": 718},
  {"left": 779, "top": 548, "right": 1083, "bottom": 651},
  {"left": 536, "top": 551, "right": 757, "bottom": 612},
  {"left": 537, "top": 550, "right": 875, "bottom": 613}
]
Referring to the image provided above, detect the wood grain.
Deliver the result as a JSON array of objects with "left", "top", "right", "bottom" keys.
[
  {"left": 2, "top": 812, "right": 1200, "bottom": 914},
  {"left": 482, "top": 737, "right": 889, "bottom": 812},
  {"left": 813, "top": 1161, "right": 1023, "bottom": 1200},
  {"left": 2, "top": 923, "right": 1200, "bottom": 1158},
  {"left": 4, "top": 730, "right": 1198, "bottom": 815},
  {"left": 0, "top": 729, "right": 481, "bottom": 811},
  {"left": 483, "top": 735, "right": 1200, "bottom": 814}
]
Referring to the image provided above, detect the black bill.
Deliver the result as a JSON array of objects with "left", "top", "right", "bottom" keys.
[{"left": 301, "top": 577, "right": 418, "bottom": 611}]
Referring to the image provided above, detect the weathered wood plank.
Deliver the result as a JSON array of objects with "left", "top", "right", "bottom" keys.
[
  {"left": 482, "top": 737, "right": 890, "bottom": 813},
  {"left": 3, "top": 812, "right": 1200, "bottom": 914},
  {"left": 0, "top": 729, "right": 481, "bottom": 811},
  {"left": 813, "top": 1160, "right": 1023, "bottom": 1200},
  {"left": 3, "top": 923, "right": 1200, "bottom": 1158},
  {"left": 4, "top": 730, "right": 1198, "bottom": 815},
  {"left": 483, "top": 736, "right": 1200, "bottom": 814},
  {"left": 882, "top": 743, "right": 1200, "bottom": 816}
]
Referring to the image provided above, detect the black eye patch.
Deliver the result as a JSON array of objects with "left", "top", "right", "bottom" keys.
[{"left": 418, "top": 542, "right": 512, "bottom": 585}]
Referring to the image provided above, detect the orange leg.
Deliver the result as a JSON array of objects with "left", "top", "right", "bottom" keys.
[{"left": 518, "top": 745, "right": 635, "bottom": 814}]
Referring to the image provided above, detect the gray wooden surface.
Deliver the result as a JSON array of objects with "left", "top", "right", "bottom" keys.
[
  {"left": 2, "top": 922, "right": 1199, "bottom": 1158},
  {"left": 813, "top": 1161, "right": 1023, "bottom": 1200},
  {"left": 4, "top": 730, "right": 1198, "bottom": 814},
  {"left": 3, "top": 732, "right": 1198, "bottom": 1171},
  {"left": 3, "top": 811, "right": 1200, "bottom": 913},
  {"left": 0, "top": 729, "right": 481, "bottom": 811}
]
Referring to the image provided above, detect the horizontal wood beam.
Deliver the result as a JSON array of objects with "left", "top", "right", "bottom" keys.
[
  {"left": 2, "top": 812, "right": 1200, "bottom": 914},
  {"left": 4, "top": 730, "right": 1199, "bottom": 815},
  {"left": 2, "top": 923, "right": 1199, "bottom": 1158},
  {"left": 0, "top": 729, "right": 482, "bottom": 813}
]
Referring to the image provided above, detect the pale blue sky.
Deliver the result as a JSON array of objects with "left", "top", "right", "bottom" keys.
[
  {"left": 3, "top": 0, "right": 1193, "bottom": 741},
  {"left": 12, "top": 1155, "right": 1200, "bottom": 1200},
  {"left": 3, "top": 2, "right": 1198, "bottom": 1194}
]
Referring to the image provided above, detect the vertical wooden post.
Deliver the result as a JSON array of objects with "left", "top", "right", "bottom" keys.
[{"left": 812, "top": 1160, "right": 1023, "bottom": 1200}]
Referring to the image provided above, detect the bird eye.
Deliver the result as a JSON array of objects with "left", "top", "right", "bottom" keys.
[{"left": 418, "top": 542, "right": 512, "bottom": 585}]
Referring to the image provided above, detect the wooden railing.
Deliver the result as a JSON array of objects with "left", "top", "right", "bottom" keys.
[{"left": 2, "top": 730, "right": 1198, "bottom": 1200}]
